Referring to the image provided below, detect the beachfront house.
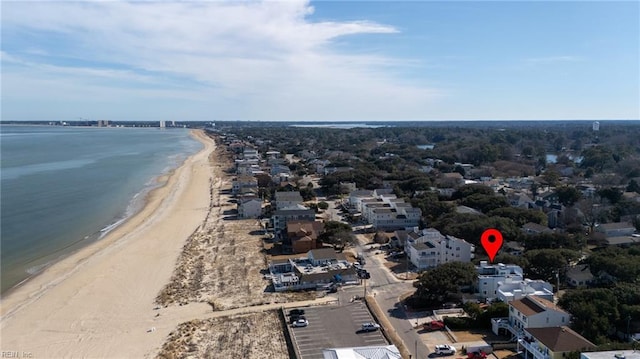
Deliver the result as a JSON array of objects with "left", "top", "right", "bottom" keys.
[
  {"left": 237, "top": 196, "right": 262, "bottom": 219},
  {"left": 491, "top": 295, "right": 570, "bottom": 339},
  {"left": 268, "top": 249, "right": 358, "bottom": 292},
  {"left": 518, "top": 326, "right": 596, "bottom": 359}
]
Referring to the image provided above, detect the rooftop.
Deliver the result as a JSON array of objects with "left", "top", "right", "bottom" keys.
[
  {"left": 525, "top": 326, "right": 596, "bottom": 352},
  {"left": 511, "top": 296, "right": 566, "bottom": 316}
]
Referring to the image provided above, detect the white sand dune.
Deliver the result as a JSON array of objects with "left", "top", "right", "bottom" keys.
[{"left": 0, "top": 130, "right": 215, "bottom": 358}]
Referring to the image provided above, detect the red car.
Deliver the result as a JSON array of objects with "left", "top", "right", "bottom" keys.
[{"left": 423, "top": 320, "right": 445, "bottom": 331}]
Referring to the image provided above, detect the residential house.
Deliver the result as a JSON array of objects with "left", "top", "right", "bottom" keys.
[
  {"left": 272, "top": 206, "right": 316, "bottom": 232},
  {"left": 275, "top": 191, "right": 304, "bottom": 210},
  {"left": 232, "top": 176, "right": 258, "bottom": 195},
  {"left": 509, "top": 192, "right": 535, "bottom": 209},
  {"left": 237, "top": 196, "right": 262, "bottom": 219},
  {"left": 504, "top": 241, "right": 525, "bottom": 256},
  {"left": 265, "top": 150, "right": 281, "bottom": 159},
  {"left": 405, "top": 228, "right": 474, "bottom": 270},
  {"left": 308, "top": 248, "right": 338, "bottom": 266},
  {"left": 566, "top": 264, "right": 594, "bottom": 288},
  {"left": 492, "top": 296, "right": 571, "bottom": 338},
  {"left": 287, "top": 220, "right": 324, "bottom": 254},
  {"left": 270, "top": 164, "right": 291, "bottom": 177},
  {"left": 324, "top": 166, "right": 353, "bottom": 175},
  {"left": 242, "top": 148, "right": 260, "bottom": 160},
  {"left": 518, "top": 326, "right": 596, "bottom": 359},
  {"left": 268, "top": 249, "right": 358, "bottom": 292},
  {"left": 476, "top": 261, "right": 524, "bottom": 299},
  {"left": 596, "top": 222, "right": 636, "bottom": 238},
  {"left": 605, "top": 236, "right": 640, "bottom": 247},
  {"left": 497, "top": 279, "right": 555, "bottom": 303},
  {"left": 581, "top": 350, "right": 640, "bottom": 359},
  {"left": 522, "top": 222, "right": 552, "bottom": 235}
]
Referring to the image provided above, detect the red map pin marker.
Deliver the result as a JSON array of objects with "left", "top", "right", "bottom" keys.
[{"left": 481, "top": 229, "right": 503, "bottom": 263}]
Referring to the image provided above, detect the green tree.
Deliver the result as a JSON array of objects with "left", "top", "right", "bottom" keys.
[
  {"left": 597, "top": 187, "right": 623, "bottom": 204},
  {"left": 317, "top": 201, "right": 329, "bottom": 210},
  {"left": 556, "top": 186, "right": 582, "bottom": 206},
  {"left": 524, "top": 249, "right": 581, "bottom": 284},
  {"left": 318, "top": 221, "right": 354, "bottom": 250},
  {"left": 410, "top": 262, "right": 477, "bottom": 308},
  {"left": 558, "top": 288, "right": 620, "bottom": 343},
  {"left": 460, "top": 194, "right": 509, "bottom": 213},
  {"left": 488, "top": 207, "right": 547, "bottom": 226},
  {"left": 452, "top": 184, "right": 494, "bottom": 200}
]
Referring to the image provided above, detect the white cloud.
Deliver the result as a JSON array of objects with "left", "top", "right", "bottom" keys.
[{"left": 1, "top": 0, "right": 439, "bottom": 121}]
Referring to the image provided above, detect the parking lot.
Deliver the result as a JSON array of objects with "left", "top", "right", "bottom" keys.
[{"left": 287, "top": 302, "right": 388, "bottom": 359}]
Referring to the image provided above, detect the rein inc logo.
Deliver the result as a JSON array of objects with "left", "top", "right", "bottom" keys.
[{"left": 1, "top": 352, "right": 33, "bottom": 358}]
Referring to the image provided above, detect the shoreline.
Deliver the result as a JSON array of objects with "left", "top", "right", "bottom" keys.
[
  {"left": 0, "top": 134, "right": 200, "bottom": 299},
  {"left": 0, "top": 129, "right": 215, "bottom": 358}
]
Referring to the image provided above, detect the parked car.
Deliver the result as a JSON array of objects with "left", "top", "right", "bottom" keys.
[
  {"left": 361, "top": 322, "right": 381, "bottom": 332},
  {"left": 292, "top": 318, "right": 309, "bottom": 327},
  {"left": 290, "top": 315, "right": 306, "bottom": 324},
  {"left": 467, "top": 352, "right": 487, "bottom": 359},
  {"left": 423, "top": 320, "right": 445, "bottom": 332},
  {"left": 434, "top": 344, "right": 456, "bottom": 356},
  {"left": 288, "top": 309, "right": 305, "bottom": 316}
]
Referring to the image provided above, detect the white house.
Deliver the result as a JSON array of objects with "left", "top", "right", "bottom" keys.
[
  {"left": 237, "top": 196, "right": 262, "bottom": 219},
  {"left": 496, "top": 279, "right": 554, "bottom": 303},
  {"left": 476, "top": 261, "right": 524, "bottom": 299},
  {"left": 492, "top": 296, "right": 570, "bottom": 338},
  {"left": 358, "top": 192, "right": 421, "bottom": 230},
  {"left": 405, "top": 228, "right": 474, "bottom": 270}
]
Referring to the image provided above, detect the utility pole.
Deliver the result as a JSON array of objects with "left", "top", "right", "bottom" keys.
[{"left": 363, "top": 278, "right": 367, "bottom": 298}]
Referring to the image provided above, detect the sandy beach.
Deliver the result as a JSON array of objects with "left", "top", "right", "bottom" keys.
[{"left": 0, "top": 129, "right": 216, "bottom": 358}]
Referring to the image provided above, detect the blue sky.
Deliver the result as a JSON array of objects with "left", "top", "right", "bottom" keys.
[{"left": 1, "top": 1, "right": 638, "bottom": 122}]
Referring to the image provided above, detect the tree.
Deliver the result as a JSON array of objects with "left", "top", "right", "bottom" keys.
[
  {"left": 409, "top": 262, "right": 477, "bottom": 308},
  {"left": 317, "top": 201, "right": 329, "bottom": 210},
  {"left": 627, "top": 179, "right": 640, "bottom": 194},
  {"left": 558, "top": 288, "right": 619, "bottom": 343},
  {"left": 556, "top": 186, "right": 582, "bottom": 206},
  {"left": 524, "top": 249, "right": 581, "bottom": 284},
  {"left": 451, "top": 184, "right": 494, "bottom": 200},
  {"left": 459, "top": 194, "right": 509, "bottom": 213},
  {"left": 597, "top": 187, "right": 623, "bottom": 205},
  {"left": 488, "top": 207, "right": 547, "bottom": 226},
  {"left": 318, "top": 221, "right": 354, "bottom": 250},
  {"left": 542, "top": 170, "right": 560, "bottom": 186}
]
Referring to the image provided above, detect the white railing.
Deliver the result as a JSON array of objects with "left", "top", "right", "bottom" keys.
[{"left": 518, "top": 339, "right": 551, "bottom": 359}]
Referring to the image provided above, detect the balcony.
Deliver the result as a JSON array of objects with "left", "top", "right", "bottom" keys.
[{"left": 518, "top": 338, "right": 551, "bottom": 359}]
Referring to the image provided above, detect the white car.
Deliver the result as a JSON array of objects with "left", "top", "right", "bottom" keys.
[
  {"left": 361, "top": 322, "right": 381, "bottom": 332},
  {"left": 292, "top": 318, "right": 309, "bottom": 328},
  {"left": 434, "top": 344, "right": 456, "bottom": 356}
]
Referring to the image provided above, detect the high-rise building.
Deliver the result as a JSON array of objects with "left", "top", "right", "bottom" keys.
[
  {"left": 592, "top": 121, "right": 600, "bottom": 131},
  {"left": 159, "top": 120, "right": 166, "bottom": 128}
]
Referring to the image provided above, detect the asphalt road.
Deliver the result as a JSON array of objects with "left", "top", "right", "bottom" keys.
[{"left": 353, "top": 237, "right": 431, "bottom": 359}]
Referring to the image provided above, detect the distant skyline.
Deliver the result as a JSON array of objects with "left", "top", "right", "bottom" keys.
[{"left": 2, "top": 1, "right": 638, "bottom": 122}]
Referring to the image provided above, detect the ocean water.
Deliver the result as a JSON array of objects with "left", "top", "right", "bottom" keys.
[{"left": 0, "top": 125, "right": 202, "bottom": 294}]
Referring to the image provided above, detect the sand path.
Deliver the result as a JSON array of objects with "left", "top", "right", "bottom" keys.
[{"left": 0, "top": 130, "right": 215, "bottom": 358}]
